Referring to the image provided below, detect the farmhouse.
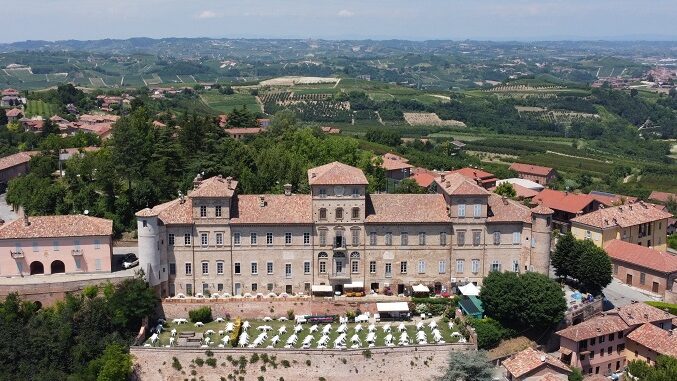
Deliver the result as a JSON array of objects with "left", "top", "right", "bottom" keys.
[
  {"left": 569, "top": 202, "right": 672, "bottom": 251},
  {"left": 380, "top": 153, "right": 413, "bottom": 181},
  {"left": 604, "top": 239, "right": 677, "bottom": 296},
  {"left": 135, "top": 162, "right": 553, "bottom": 298},
  {"left": 509, "top": 163, "right": 557, "bottom": 185},
  {"left": 0, "top": 214, "right": 113, "bottom": 277}
]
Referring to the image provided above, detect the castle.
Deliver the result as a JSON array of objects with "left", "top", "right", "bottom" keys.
[{"left": 136, "top": 162, "right": 553, "bottom": 297}]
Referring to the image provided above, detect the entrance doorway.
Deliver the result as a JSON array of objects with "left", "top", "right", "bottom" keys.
[
  {"left": 370, "top": 282, "right": 379, "bottom": 292},
  {"left": 50, "top": 260, "right": 65, "bottom": 274},
  {"left": 626, "top": 274, "right": 633, "bottom": 285},
  {"left": 29, "top": 261, "right": 44, "bottom": 275},
  {"left": 434, "top": 282, "right": 442, "bottom": 294},
  {"left": 397, "top": 284, "right": 405, "bottom": 295},
  {"left": 334, "top": 284, "right": 344, "bottom": 294},
  {"left": 652, "top": 282, "right": 659, "bottom": 293}
]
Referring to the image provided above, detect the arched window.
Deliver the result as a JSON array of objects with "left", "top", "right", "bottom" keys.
[
  {"left": 350, "top": 252, "right": 360, "bottom": 259},
  {"left": 318, "top": 252, "right": 328, "bottom": 259},
  {"left": 350, "top": 252, "right": 360, "bottom": 273},
  {"left": 29, "top": 261, "right": 44, "bottom": 275},
  {"left": 50, "top": 260, "right": 65, "bottom": 274},
  {"left": 318, "top": 252, "right": 328, "bottom": 274}
]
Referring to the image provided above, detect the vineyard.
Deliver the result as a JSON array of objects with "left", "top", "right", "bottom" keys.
[
  {"left": 261, "top": 91, "right": 352, "bottom": 122},
  {"left": 25, "top": 100, "right": 58, "bottom": 117},
  {"left": 515, "top": 106, "right": 599, "bottom": 125}
]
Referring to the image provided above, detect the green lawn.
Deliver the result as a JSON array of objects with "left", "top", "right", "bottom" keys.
[
  {"left": 25, "top": 100, "right": 58, "bottom": 117},
  {"left": 201, "top": 91, "right": 260, "bottom": 113},
  {"left": 148, "top": 318, "right": 460, "bottom": 349}
]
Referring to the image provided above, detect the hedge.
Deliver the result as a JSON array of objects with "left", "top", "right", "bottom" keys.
[{"left": 645, "top": 301, "right": 677, "bottom": 316}]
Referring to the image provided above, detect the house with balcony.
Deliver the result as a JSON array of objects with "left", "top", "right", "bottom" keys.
[
  {"left": 570, "top": 202, "right": 672, "bottom": 251},
  {"left": 0, "top": 214, "right": 113, "bottom": 276},
  {"left": 556, "top": 302, "right": 675, "bottom": 377}
]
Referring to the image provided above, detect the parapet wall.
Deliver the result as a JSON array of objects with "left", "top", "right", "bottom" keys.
[
  {"left": 131, "top": 343, "right": 475, "bottom": 381},
  {"left": 158, "top": 297, "right": 410, "bottom": 319}
]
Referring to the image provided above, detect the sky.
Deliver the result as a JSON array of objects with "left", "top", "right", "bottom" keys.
[{"left": 2, "top": 0, "right": 677, "bottom": 43}]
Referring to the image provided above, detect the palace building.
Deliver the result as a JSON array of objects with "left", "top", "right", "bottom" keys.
[{"left": 136, "top": 162, "right": 554, "bottom": 298}]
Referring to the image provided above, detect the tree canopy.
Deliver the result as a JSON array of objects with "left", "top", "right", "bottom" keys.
[
  {"left": 437, "top": 350, "right": 494, "bottom": 381},
  {"left": 551, "top": 234, "right": 613, "bottom": 295},
  {"left": 480, "top": 271, "right": 566, "bottom": 330}
]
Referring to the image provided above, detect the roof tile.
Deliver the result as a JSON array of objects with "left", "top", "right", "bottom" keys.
[{"left": 0, "top": 215, "right": 112, "bottom": 239}]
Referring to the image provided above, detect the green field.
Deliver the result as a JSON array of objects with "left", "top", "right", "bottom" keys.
[
  {"left": 201, "top": 91, "right": 261, "bottom": 113},
  {"left": 25, "top": 100, "right": 58, "bottom": 117},
  {"left": 147, "top": 318, "right": 461, "bottom": 349}
]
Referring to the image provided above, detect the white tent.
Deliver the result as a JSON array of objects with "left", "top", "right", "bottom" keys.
[
  {"left": 458, "top": 283, "right": 480, "bottom": 296},
  {"left": 311, "top": 285, "right": 333, "bottom": 293},
  {"left": 344, "top": 281, "right": 364, "bottom": 289},
  {"left": 412, "top": 284, "right": 429, "bottom": 293},
  {"left": 377, "top": 302, "right": 409, "bottom": 313}
]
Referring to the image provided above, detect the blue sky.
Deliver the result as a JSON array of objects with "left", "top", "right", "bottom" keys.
[{"left": 3, "top": 0, "right": 676, "bottom": 42}]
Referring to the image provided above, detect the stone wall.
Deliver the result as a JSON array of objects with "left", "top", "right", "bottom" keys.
[
  {"left": 131, "top": 343, "right": 475, "bottom": 381},
  {"left": 158, "top": 297, "right": 411, "bottom": 319}
]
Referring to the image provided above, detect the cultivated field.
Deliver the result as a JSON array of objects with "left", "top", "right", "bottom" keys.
[
  {"left": 201, "top": 91, "right": 261, "bottom": 113},
  {"left": 403, "top": 113, "right": 466, "bottom": 127},
  {"left": 259, "top": 76, "right": 340, "bottom": 87},
  {"left": 25, "top": 100, "right": 58, "bottom": 117}
]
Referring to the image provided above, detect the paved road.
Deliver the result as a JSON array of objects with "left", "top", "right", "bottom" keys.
[
  {"left": 0, "top": 193, "right": 18, "bottom": 223},
  {"left": 602, "top": 278, "right": 660, "bottom": 309}
]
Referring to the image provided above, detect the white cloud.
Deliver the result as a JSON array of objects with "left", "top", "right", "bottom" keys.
[
  {"left": 196, "top": 10, "right": 219, "bottom": 19},
  {"left": 337, "top": 9, "right": 354, "bottom": 17}
]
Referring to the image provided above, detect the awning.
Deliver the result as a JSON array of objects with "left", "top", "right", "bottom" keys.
[
  {"left": 459, "top": 296, "right": 484, "bottom": 318},
  {"left": 376, "top": 302, "right": 410, "bottom": 313},
  {"left": 412, "top": 284, "right": 429, "bottom": 293},
  {"left": 311, "top": 285, "right": 333, "bottom": 293},
  {"left": 459, "top": 283, "right": 480, "bottom": 296},
  {"left": 345, "top": 281, "right": 364, "bottom": 289}
]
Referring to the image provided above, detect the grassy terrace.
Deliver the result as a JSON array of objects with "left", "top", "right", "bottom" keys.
[{"left": 147, "top": 318, "right": 461, "bottom": 349}]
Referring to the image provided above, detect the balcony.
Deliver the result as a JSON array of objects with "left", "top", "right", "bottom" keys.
[
  {"left": 333, "top": 237, "right": 347, "bottom": 252},
  {"left": 71, "top": 249, "right": 84, "bottom": 256},
  {"left": 329, "top": 271, "right": 351, "bottom": 281},
  {"left": 10, "top": 250, "right": 24, "bottom": 259}
]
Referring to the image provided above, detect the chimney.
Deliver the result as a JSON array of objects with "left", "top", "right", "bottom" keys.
[
  {"left": 193, "top": 173, "right": 203, "bottom": 189},
  {"left": 259, "top": 196, "right": 266, "bottom": 207},
  {"left": 502, "top": 196, "right": 508, "bottom": 205},
  {"left": 441, "top": 174, "right": 446, "bottom": 182},
  {"left": 628, "top": 205, "right": 633, "bottom": 211},
  {"left": 226, "top": 176, "right": 233, "bottom": 188},
  {"left": 178, "top": 191, "right": 185, "bottom": 204},
  {"left": 283, "top": 183, "right": 292, "bottom": 196},
  {"left": 23, "top": 214, "right": 30, "bottom": 227},
  {"left": 311, "top": 172, "right": 316, "bottom": 178}
]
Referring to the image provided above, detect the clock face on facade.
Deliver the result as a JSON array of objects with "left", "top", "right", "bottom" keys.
[{"left": 334, "top": 186, "right": 344, "bottom": 196}]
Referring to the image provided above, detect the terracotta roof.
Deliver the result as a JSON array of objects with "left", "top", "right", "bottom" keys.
[
  {"left": 448, "top": 167, "right": 497, "bottom": 185},
  {"left": 513, "top": 184, "right": 540, "bottom": 199},
  {"left": 604, "top": 240, "right": 677, "bottom": 274},
  {"left": 365, "top": 194, "right": 450, "bottom": 224},
  {"left": 537, "top": 373, "right": 567, "bottom": 381},
  {"left": 556, "top": 314, "right": 629, "bottom": 341},
  {"left": 1, "top": 88, "right": 19, "bottom": 96},
  {"left": 226, "top": 127, "right": 262, "bottom": 135},
  {"left": 230, "top": 194, "right": 312, "bottom": 224},
  {"left": 626, "top": 323, "right": 677, "bottom": 357},
  {"left": 411, "top": 171, "right": 436, "bottom": 188},
  {"left": 136, "top": 198, "right": 193, "bottom": 225},
  {"left": 0, "top": 152, "right": 32, "bottom": 171},
  {"left": 381, "top": 158, "right": 413, "bottom": 171},
  {"left": 383, "top": 153, "right": 409, "bottom": 163},
  {"left": 487, "top": 194, "right": 532, "bottom": 223},
  {"left": 189, "top": 175, "right": 238, "bottom": 198},
  {"left": 588, "top": 191, "right": 637, "bottom": 207},
  {"left": 510, "top": 163, "right": 555, "bottom": 177},
  {"left": 0, "top": 215, "right": 112, "bottom": 239},
  {"left": 616, "top": 302, "right": 675, "bottom": 327},
  {"left": 5, "top": 108, "right": 22, "bottom": 117},
  {"left": 570, "top": 202, "right": 672, "bottom": 229},
  {"left": 532, "top": 189, "right": 596, "bottom": 215},
  {"left": 320, "top": 126, "right": 341, "bottom": 134},
  {"left": 649, "top": 191, "right": 676, "bottom": 204},
  {"left": 531, "top": 203, "right": 554, "bottom": 215},
  {"left": 502, "top": 348, "right": 570, "bottom": 379},
  {"left": 435, "top": 173, "right": 489, "bottom": 196},
  {"left": 308, "top": 162, "right": 369, "bottom": 186}
]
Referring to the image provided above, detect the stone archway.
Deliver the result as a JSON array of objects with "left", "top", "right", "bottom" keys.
[
  {"left": 50, "top": 260, "right": 65, "bottom": 274},
  {"left": 29, "top": 261, "right": 44, "bottom": 275}
]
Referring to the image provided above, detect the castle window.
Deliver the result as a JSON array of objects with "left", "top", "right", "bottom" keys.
[
  {"left": 385, "top": 232, "right": 392, "bottom": 246},
  {"left": 233, "top": 233, "right": 240, "bottom": 246},
  {"left": 351, "top": 229, "right": 360, "bottom": 246},
  {"left": 458, "top": 204, "right": 466, "bottom": 217},
  {"left": 217, "top": 262, "right": 224, "bottom": 275},
  {"left": 185, "top": 263, "right": 192, "bottom": 275},
  {"left": 250, "top": 232, "right": 257, "bottom": 245},
  {"left": 419, "top": 232, "right": 426, "bottom": 246},
  {"left": 472, "top": 259, "right": 480, "bottom": 273},
  {"left": 234, "top": 262, "right": 241, "bottom": 275},
  {"left": 440, "top": 232, "right": 447, "bottom": 246},
  {"left": 335, "top": 208, "right": 343, "bottom": 220},
  {"left": 493, "top": 232, "right": 501, "bottom": 245},
  {"left": 319, "top": 230, "right": 327, "bottom": 246},
  {"left": 369, "top": 232, "right": 377, "bottom": 246},
  {"left": 457, "top": 231, "right": 465, "bottom": 246},
  {"left": 215, "top": 205, "right": 222, "bottom": 217},
  {"left": 285, "top": 232, "right": 292, "bottom": 245},
  {"left": 201, "top": 261, "right": 209, "bottom": 275},
  {"left": 267, "top": 261, "right": 274, "bottom": 274},
  {"left": 216, "top": 233, "right": 224, "bottom": 246},
  {"left": 303, "top": 232, "right": 311, "bottom": 245},
  {"left": 201, "top": 233, "right": 208, "bottom": 247},
  {"left": 400, "top": 232, "right": 408, "bottom": 246},
  {"left": 352, "top": 207, "right": 360, "bottom": 219},
  {"left": 200, "top": 205, "right": 207, "bottom": 217},
  {"left": 400, "top": 261, "right": 407, "bottom": 274},
  {"left": 512, "top": 232, "right": 521, "bottom": 244},
  {"left": 266, "top": 233, "right": 273, "bottom": 245},
  {"left": 168, "top": 234, "right": 175, "bottom": 245},
  {"left": 473, "top": 204, "right": 481, "bottom": 217},
  {"left": 184, "top": 234, "right": 191, "bottom": 246},
  {"left": 418, "top": 260, "right": 426, "bottom": 274},
  {"left": 439, "top": 260, "right": 446, "bottom": 274},
  {"left": 319, "top": 208, "right": 327, "bottom": 220},
  {"left": 319, "top": 188, "right": 327, "bottom": 198}
]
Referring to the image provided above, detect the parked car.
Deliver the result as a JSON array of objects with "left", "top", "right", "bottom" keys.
[{"left": 120, "top": 253, "right": 138, "bottom": 269}]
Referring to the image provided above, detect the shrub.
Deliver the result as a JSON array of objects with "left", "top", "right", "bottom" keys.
[
  {"left": 362, "top": 349, "right": 372, "bottom": 359},
  {"left": 305, "top": 360, "right": 311, "bottom": 366},
  {"left": 281, "top": 360, "right": 290, "bottom": 368},
  {"left": 188, "top": 306, "right": 213, "bottom": 323},
  {"left": 194, "top": 358, "right": 204, "bottom": 367},
  {"left": 468, "top": 317, "right": 515, "bottom": 350},
  {"left": 172, "top": 357, "right": 182, "bottom": 371},
  {"left": 206, "top": 358, "right": 217, "bottom": 368},
  {"left": 205, "top": 350, "right": 214, "bottom": 358},
  {"left": 250, "top": 353, "right": 260, "bottom": 364},
  {"left": 287, "top": 309, "right": 295, "bottom": 320}
]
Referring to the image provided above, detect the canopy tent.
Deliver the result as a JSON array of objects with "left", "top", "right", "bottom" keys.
[
  {"left": 311, "top": 285, "right": 333, "bottom": 293},
  {"left": 344, "top": 281, "right": 364, "bottom": 289},
  {"left": 459, "top": 296, "right": 484, "bottom": 319},
  {"left": 412, "top": 284, "right": 430, "bottom": 293},
  {"left": 458, "top": 283, "right": 480, "bottom": 296},
  {"left": 377, "top": 302, "right": 410, "bottom": 313}
]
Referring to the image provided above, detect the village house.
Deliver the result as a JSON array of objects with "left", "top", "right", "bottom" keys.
[
  {"left": 410, "top": 167, "right": 438, "bottom": 189},
  {"left": 569, "top": 202, "right": 672, "bottom": 251},
  {"left": 604, "top": 239, "right": 677, "bottom": 296},
  {"left": 588, "top": 191, "right": 637, "bottom": 207},
  {"left": 449, "top": 167, "right": 498, "bottom": 189},
  {"left": 320, "top": 126, "right": 341, "bottom": 134},
  {"left": 0, "top": 88, "right": 24, "bottom": 108},
  {"left": 625, "top": 323, "right": 677, "bottom": 365},
  {"left": 5, "top": 108, "right": 23, "bottom": 123},
  {"left": 556, "top": 302, "right": 675, "bottom": 377},
  {"left": 509, "top": 163, "right": 557, "bottom": 185},
  {"left": 225, "top": 127, "right": 263, "bottom": 140},
  {"left": 0, "top": 151, "right": 33, "bottom": 188},
  {"left": 502, "top": 347, "right": 571, "bottom": 381},
  {"left": 135, "top": 162, "right": 554, "bottom": 298},
  {"left": 648, "top": 191, "right": 676, "bottom": 204},
  {"left": 0, "top": 215, "right": 114, "bottom": 276},
  {"left": 380, "top": 153, "right": 413, "bottom": 181},
  {"left": 532, "top": 189, "right": 600, "bottom": 232}
]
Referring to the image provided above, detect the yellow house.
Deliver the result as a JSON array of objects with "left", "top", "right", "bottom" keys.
[{"left": 570, "top": 202, "right": 672, "bottom": 251}]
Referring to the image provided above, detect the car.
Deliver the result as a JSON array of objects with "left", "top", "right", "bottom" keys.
[
  {"left": 119, "top": 253, "right": 138, "bottom": 269},
  {"left": 123, "top": 258, "right": 139, "bottom": 269}
]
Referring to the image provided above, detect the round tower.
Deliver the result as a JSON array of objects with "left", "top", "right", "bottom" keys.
[
  {"left": 136, "top": 210, "right": 162, "bottom": 287},
  {"left": 530, "top": 204, "right": 554, "bottom": 275}
]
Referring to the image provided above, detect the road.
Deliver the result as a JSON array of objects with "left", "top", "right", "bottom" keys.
[
  {"left": 602, "top": 278, "right": 660, "bottom": 309},
  {"left": 0, "top": 193, "right": 18, "bottom": 223}
]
